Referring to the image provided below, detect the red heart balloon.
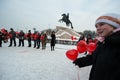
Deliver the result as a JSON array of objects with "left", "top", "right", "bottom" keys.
[
  {"left": 87, "top": 42, "right": 97, "bottom": 54},
  {"left": 66, "top": 49, "right": 78, "bottom": 61},
  {"left": 77, "top": 40, "right": 87, "bottom": 53}
]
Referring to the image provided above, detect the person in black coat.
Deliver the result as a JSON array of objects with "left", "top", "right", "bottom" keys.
[
  {"left": 0, "top": 31, "right": 3, "bottom": 47},
  {"left": 86, "top": 34, "right": 93, "bottom": 44},
  {"left": 50, "top": 31, "right": 56, "bottom": 51},
  {"left": 8, "top": 28, "right": 16, "bottom": 47},
  {"left": 73, "top": 13, "right": 120, "bottom": 80},
  {"left": 18, "top": 30, "right": 25, "bottom": 47},
  {"left": 76, "top": 33, "right": 85, "bottom": 44}
]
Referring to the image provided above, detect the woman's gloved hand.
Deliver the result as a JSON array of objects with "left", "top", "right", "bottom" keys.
[{"left": 73, "top": 58, "right": 81, "bottom": 67}]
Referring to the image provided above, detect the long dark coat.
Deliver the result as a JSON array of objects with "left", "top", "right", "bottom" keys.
[
  {"left": 73, "top": 31, "right": 120, "bottom": 80},
  {"left": 50, "top": 34, "right": 56, "bottom": 46}
]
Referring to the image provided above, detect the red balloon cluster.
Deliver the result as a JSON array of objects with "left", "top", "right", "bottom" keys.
[{"left": 66, "top": 40, "right": 97, "bottom": 61}]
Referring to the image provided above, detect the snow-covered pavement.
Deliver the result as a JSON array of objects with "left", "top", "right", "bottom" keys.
[{"left": 0, "top": 41, "right": 91, "bottom": 80}]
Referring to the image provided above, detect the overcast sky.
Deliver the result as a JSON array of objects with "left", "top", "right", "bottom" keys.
[{"left": 0, "top": 0, "right": 119, "bottom": 32}]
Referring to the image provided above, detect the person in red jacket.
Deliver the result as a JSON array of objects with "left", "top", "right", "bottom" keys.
[
  {"left": 36, "top": 32, "right": 41, "bottom": 49},
  {"left": 73, "top": 13, "right": 120, "bottom": 80},
  {"left": 33, "top": 31, "right": 38, "bottom": 48},
  {"left": 27, "top": 30, "right": 32, "bottom": 47}
]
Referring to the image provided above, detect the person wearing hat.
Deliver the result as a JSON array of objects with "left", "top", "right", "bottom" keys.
[{"left": 73, "top": 13, "right": 120, "bottom": 80}]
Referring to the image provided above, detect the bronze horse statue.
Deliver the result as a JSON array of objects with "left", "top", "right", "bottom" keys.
[{"left": 59, "top": 13, "right": 73, "bottom": 29}]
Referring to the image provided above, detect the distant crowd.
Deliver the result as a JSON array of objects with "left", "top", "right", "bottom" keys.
[
  {"left": 0, "top": 28, "right": 56, "bottom": 51},
  {"left": 0, "top": 27, "right": 99, "bottom": 51}
]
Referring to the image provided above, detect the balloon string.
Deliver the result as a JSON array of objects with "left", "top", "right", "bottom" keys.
[{"left": 76, "top": 66, "right": 80, "bottom": 80}]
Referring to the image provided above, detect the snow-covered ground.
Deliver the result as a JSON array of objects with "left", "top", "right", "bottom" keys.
[{"left": 0, "top": 39, "right": 91, "bottom": 80}]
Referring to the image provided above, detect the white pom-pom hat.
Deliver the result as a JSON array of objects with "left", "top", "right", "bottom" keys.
[{"left": 95, "top": 13, "right": 120, "bottom": 29}]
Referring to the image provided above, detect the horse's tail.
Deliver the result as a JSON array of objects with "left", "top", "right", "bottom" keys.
[
  {"left": 58, "top": 19, "right": 62, "bottom": 22},
  {"left": 70, "top": 22, "right": 73, "bottom": 29}
]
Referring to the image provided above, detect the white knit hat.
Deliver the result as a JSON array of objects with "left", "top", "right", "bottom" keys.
[{"left": 95, "top": 13, "right": 120, "bottom": 29}]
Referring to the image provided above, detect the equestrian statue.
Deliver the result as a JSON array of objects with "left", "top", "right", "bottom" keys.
[{"left": 59, "top": 13, "right": 73, "bottom": 29}]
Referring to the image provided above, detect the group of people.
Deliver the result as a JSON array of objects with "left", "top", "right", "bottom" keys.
[
  {"left": 77, "top": 34, "right": 95, "bottom": 44},
  {"left": 0, "top": 28, "right": 56, "bottom": 51}
]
